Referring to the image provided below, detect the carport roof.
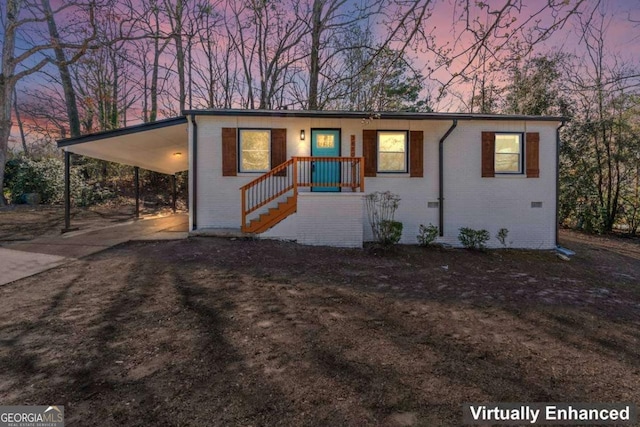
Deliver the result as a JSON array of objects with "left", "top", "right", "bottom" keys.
[{"left": 57, "top": 117, "right": 188, "bottom": 175}]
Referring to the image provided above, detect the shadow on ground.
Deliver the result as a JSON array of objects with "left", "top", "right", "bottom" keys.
[{"left": 0, "top": 232, "right": 638, "bottom": 426}]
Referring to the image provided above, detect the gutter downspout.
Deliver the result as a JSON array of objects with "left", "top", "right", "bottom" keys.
[
  {"left": 438, "top": 120, "right": 458, "bottom": 236},
  {"left": 191, "top": 114, "right": 198, "bottom": 230},
  {"left": 556, "top": 119, "right": 566, "bottom": 247}
]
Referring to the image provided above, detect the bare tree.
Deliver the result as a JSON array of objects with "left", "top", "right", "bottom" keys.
[
  {"left": 226, "top": 0, "right": 309, "bottom": 109},
  {"left": 301, "top": 0, "right": 386, "bottom": 110},
  {"left": 191, "top": 2, "right": 238, "bottom": 108},
  {"left": 426, "top": 0, "right": 591, "bottom": 110},
  {"left": 559, "top": 4, "right": 640, "bottom": 232},
  {"left": 0, "top": 0, "right": 96, "bottom": 204}
]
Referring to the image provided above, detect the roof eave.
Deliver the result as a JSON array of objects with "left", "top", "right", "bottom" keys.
[
  {"left": 57, "top": 116, "right": 187, "bottom": 148},
  {"left": 181, "top": 109, "right": 566, "bottom": 122}
]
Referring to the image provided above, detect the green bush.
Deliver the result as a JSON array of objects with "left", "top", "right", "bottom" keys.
[
  {"left": 380, "top": 220, "right": 403, "bottom": 246},
  {"left": 417, "top": 223, "right": 439, "bottom": 246},
  {"left": 458, "top": 227, "right": 490, "bottom": 250},
  {"left": 78, "top": 183, "right": 116, "bottom": 207},
  {"left": 6, "top": 156, "right": 87, "bottom": 204}
]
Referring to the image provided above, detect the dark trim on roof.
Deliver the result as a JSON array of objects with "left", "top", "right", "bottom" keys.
[
  {"left": 57, "top": 116, "right": 188, "bottom": 148},
  {"left": 182, "top": 109, "right": 565, "bottom": 122},
  {"left": 57, "top": 110, "right": 564, "bottom": 149}
]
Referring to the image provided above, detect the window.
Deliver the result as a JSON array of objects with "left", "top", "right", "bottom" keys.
[
  {"left": 481, "top": 131, "right": 538, "bottom": 178},
  {"left": 494, "top": 133, "right": 522, "bottom": 173},
  {"left": 377, "top": 131, "right": 408, "bottom": 173},
  {"left": 239, "top": 129, "right": 270, "bottom": 172}
]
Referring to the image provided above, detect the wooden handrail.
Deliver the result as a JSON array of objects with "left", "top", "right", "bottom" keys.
[
  {"left": 240, "top": 158, "right": 294, "bottom": 191},
  {"left": 241, "top": 156, "right": 365, "bottom": 230}
]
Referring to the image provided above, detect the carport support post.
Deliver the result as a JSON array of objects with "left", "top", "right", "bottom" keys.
[
  {"left": 134, "top": 166, "right": 140, "bottom": 219},
  {"left": 63, "top": 150, "right": 71, "bottom": 231},
  {"left": 171, "top": 174, "right": 177, "bottom": 213}
]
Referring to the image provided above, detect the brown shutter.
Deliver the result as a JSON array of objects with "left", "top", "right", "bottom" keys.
[
  {"left": 222, "top": 127, "right": 237, "bottom": 176},
  {"left": 526, "top": 132, "right": 540, "bottom": 178},
  {"left": 363, "top": 129, "right": 377, "bottom": 177},
  {"left": 409, "top": 130, "right": 424, "bottom": 177},
  {"left": 271, "top": 128, "right": 287, "bottom": 176},
  {"left": 481, "top": 131, "right": 495, "bottom": 178}
]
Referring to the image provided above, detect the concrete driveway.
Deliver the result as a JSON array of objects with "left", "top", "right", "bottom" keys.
[{"left": 0, "top": 213, "right": 188, "bottom": 286}]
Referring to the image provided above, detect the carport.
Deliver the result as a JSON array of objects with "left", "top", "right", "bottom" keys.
[{"left": 57, "top": 116, "right": 189, "bottom": 231}]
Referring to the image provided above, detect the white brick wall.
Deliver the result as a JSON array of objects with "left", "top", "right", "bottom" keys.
[
  {"left": 439, "top": 120, "right": 557, "bottom": 249},
  {"left": 260, "top": 209, "right": 298, "bottom": 241},
  {"left": 189, "top": 115, "right": 559, "bottom": 249},
  {"left": 263, "top": 193, "right": 363, "bottom": 247}
]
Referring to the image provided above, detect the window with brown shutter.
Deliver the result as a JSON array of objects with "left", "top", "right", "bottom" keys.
[
  {"left": 484, "top": 132, "right": 537, "bottom": 177},
  {"left": 409, "top": 130, "right": 424, "bottom": 177},
  {"left": 238, "top": 129, "right": 271, "bottom": 172},
  {"left": 481, "top": 131, "right": 496, "bottom": 177},
  {"left": 363, "top": 129, "right": 377, "bottom": 177},
  {"left": 377, "top": 131, "right": 408, "bottom": 173},
  {"left": 495, "top": 133, "right": 523, "bottom": 173},
  {"left": 222, "top": 127, "right": 237, "bottom": 176},
  {"left": 525, "top": 132, "right": 540, "bottom": 178},
  {"left": 271, "top": 128, "right": 287, "bottom": 176}
]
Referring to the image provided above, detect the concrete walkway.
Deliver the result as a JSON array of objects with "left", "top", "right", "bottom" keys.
[{"left": 0, "top": 213, "right": 188, "bottom": 286}]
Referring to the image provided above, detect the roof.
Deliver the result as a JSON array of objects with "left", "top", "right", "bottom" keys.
[
  {"left": 57, "top": 117, "right": 188, "bottom": 175},
  {"left": 182, "top": 108, "right": 566, "bottom": 122},
  {"left": 56, "top": 109, "right": 564, "bottom": 174}
]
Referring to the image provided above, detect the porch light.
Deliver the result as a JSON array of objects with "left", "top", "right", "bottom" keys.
[
  {"left": 173, "top": 152, "right": 182, "bottom": 157},
  {"left": 300, "top": 130, "right": 305, "bottom": 140}
]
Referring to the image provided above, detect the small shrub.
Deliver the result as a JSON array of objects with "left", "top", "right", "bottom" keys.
[
  {"left": 458, "top": 227, "right": 490, "bottom": 250},
  {"left": 380, "top": 220, "right": 403, "bottom": 246},
  {"left": 417, "top": 223, "right": 439, "bottom": 246},
  {"left": 365, "top": 191, "right": 402, "bottom": 247},
  {"left": 496, "top": 228, "right": 509, "bottom": 248}
]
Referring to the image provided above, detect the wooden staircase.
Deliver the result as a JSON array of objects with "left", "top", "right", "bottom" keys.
[
  {"left": 244, "top": 196, "right": 296, "bottom": 233},
  {"left": 240, "top": 156, "right": 365, "bottom": 233}
]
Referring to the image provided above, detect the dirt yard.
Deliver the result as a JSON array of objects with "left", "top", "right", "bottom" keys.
[
  {"left": 0, "top": 203, "right": 179, "bottom": 242},
  {"left": 0, "top": 226, "right": 638, "bottom": 426}
]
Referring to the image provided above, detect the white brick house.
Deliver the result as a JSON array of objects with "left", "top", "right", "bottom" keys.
[{"left": 58, "top": 109, "right": 564, "bottom": 249}]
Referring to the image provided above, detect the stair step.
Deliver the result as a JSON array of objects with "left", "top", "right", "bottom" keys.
[{"left": 244, "top": 196, "right": 297, "bottom": 233}]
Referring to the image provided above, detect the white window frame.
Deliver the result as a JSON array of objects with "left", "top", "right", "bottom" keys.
[
  {"left": 377, "top": 130, "right": 408, "bottom": 173},
  {"left": 239, "top": 129, "right": 271, "bottom": 173},
  {"left": 494, "top": 132, "right": 523, "bottom": 174}
]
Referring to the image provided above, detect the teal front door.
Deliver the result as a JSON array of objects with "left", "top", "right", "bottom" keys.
[{"left": 311, "top": 129, "right": 341, "bottom": 192}]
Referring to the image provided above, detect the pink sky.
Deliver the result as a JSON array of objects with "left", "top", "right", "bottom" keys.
[{"left": 8, "top": 0, "right": 640, "bottom": 148}]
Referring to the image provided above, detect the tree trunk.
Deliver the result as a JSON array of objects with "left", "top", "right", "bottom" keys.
[
  {"left": 150, "top": 6, "right": 168, "bottom": 123},
  {"left": 151, "top": 38, "right": 160, "bottom": 122},
  {"left": 0, "top": 95, "right": 10, "bottom": 204},
  {"left": 0, "top": 75, "right": 12, "bottom": 205},
  {"left": 308, "top": 0, "right": 323, "bottom": 110},
  {"left": 110, "top": 49, "right": 119, "bottom": 129},
  {"left": 175, "top": 33, "right": 186, "bottom": 111},
  {"left": 13, "top": 88, "right": 28, "bottom": 154},
  {"left": 41, "top": 0, "right": 81, "bottom": 137},
  {"left": 0, "top": 0, "right": 19, "bottom": 205},
  {"left": 173, "top": 0, "right": 186, "bottom": 112}
]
